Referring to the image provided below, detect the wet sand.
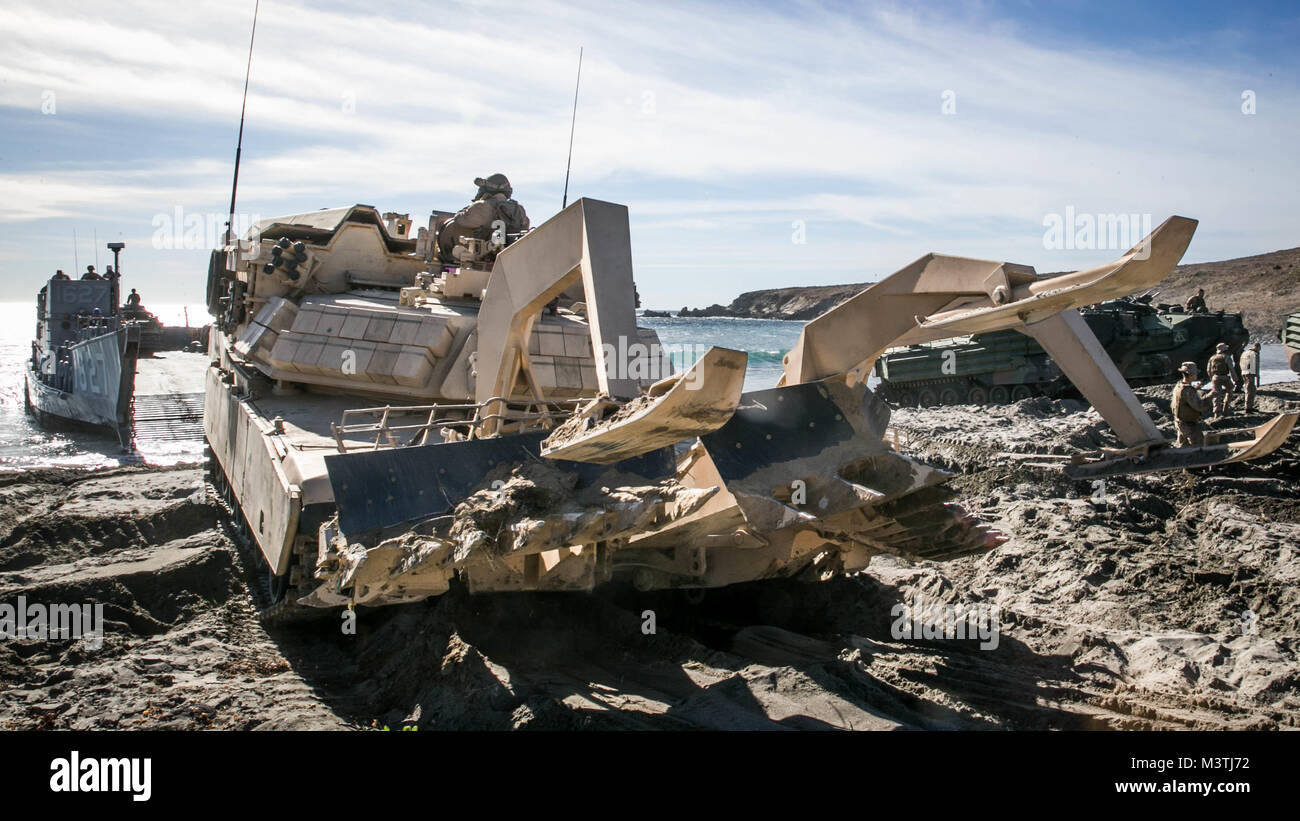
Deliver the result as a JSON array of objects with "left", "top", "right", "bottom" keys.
[{"left": 2, "top": 382, "right": 1297, "bottom": 730}]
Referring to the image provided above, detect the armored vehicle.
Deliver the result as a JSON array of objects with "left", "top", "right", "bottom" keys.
[
  {"left": 873, "top": 296, "right": 1249, "bottom": 407},
  {"left": 204, "top": 205, "right": 1295, "bottom": 619}
]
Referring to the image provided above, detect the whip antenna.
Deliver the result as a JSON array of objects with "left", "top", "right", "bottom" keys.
[
  {"left": 561, "top": 47, "right": 583, "bottom": 209},
  {"left": 226, "top": 0, "right": 261, "bottom": 245}
]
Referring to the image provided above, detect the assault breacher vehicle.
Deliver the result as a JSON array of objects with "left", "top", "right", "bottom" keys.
[
  {"left": 204, "top": 204, "right": 1297, "bottom": 617},
  {"left": 873, "top": 296, "right": 1250, "bottom": 407}
]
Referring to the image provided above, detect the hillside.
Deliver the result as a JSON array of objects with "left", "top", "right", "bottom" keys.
[
  {"left": 1153, "top": 247, "right": 1300, "bottom": 340},
  {"left": 678, "top": 283, "right": 868, "bottom": 321},
  {"left": 676, "top": 246, "right": 1300, "bottom": 337}
]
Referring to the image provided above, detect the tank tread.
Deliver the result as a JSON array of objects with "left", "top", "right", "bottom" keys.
[
  {"left": 882, "top": 376, "right": 1062, "bottom": 408},
  {"left": 204, "top": 442, "right": 324, "bottom": 626}
]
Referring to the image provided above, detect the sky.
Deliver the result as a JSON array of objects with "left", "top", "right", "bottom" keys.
[{"left": 0, "top": 0, "right": 1296, "bottom": 309}]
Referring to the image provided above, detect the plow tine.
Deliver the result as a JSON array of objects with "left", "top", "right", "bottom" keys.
[
  {"left": 1220, "top": 412, "right": 1300, "bottom": 463},
  {"left": 1064, "top": 412, "right": 1299, "bottom": 479},
  {"left": 541, "top": 346, "right": 748, "bottom": 465}
]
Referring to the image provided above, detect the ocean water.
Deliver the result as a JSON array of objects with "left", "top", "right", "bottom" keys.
[
  {"left": 638, "top": 315, "right": 1298, "bottom": 389},
  {"left": 637, "top": 315, "right": 805, "bottom": 391},
  {"left": 1, "top": 303, "right": 1294, "bottom": 471}
]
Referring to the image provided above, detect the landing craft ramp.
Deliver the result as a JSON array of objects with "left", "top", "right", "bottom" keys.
[
  {"left": 132, "top": 393, "right": 204, "bottom": 441},
  {"left": 130, "top": 351, "right": 210, "bottom": 446}
]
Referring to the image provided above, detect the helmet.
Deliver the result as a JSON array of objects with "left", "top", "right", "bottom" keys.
[
  {"left": 1216, "top": 343, "right": 1230, "bottom": 353},
  {"left": 1179, "top": 361, "right": 1198, "bottom": 375},
  {"left": 474, "top": 173, "right": 512, "bottom": 198}
]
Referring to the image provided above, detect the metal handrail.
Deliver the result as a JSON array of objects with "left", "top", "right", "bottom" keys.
[{"left": 330, "top": 396, "right": 588, "bottom": 453}]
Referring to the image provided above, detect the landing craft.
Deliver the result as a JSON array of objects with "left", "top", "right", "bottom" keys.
[
  {"left": 202, "top": 201, "right": 1296, "bottom": 619},
  {"left": 25, "top": 258, "right": 136, "bottom": 446}
]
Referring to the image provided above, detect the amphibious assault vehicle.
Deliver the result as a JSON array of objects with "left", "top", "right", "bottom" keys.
[
  {"left": 204, "top": 203, "right": 1296, "bottom": 619},
  {"left": 874, "top": 297, "right": 1249, "bottom": 407},
  {"left": 1283, "top": 312, "right": 1300, "bottom": 374}
]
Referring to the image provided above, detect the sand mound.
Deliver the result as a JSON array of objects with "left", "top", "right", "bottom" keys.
[{"left": 3, "top": 383, "right": 1298, "bottom": 729}]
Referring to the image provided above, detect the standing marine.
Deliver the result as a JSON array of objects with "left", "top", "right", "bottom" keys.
[
  {"left": 1171, "top": 361, "right": 1211, "bottom": 446},
  {"left": 437, "top": 173, "right": 531, "bottom": 265},
  {"left": 1206, "top": 342, "right": 1236, "bottom": 417},
  {"left": 1239, "top": 341, "right": 1261, "bottom": 413}
]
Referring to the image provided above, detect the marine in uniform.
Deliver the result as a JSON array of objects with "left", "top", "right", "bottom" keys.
[
  {"left": 1171, "top": 361, "right": 1210, "bottom": 446},
  {"left": 437, "top": 173, "right": 531, "bottom": 265},
  {"left": 1239, "top": 342, "right": 1261, "bottom": 413},
  {"left": 1185, "top": 288, "right": 1207, "bottom": 313},
  {"left": 1205, "top": 342, "right": 1235, "bottom": 417}
]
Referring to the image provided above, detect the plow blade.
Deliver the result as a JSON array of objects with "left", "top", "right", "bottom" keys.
[
  {"left": 693, "top": 380, "right": 1002, "bottom": 561},
  {"left": 325, "top": 431, "right": 676, "bottom": 537},
  {"left": 540, "top": 346, "right": 747, "bottom": 465},
  {"left": 309, "top": 379, "right": 1008, "bottom": 605},
  {"left": 1064, "top": 412, "right": 1299, "bottom": 479}
]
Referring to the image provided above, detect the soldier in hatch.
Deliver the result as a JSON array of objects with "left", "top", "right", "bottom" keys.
[
  {"left": 1185, "top": 288, "right": 1207, "bottom": 313},
  {"left": 1205, "top": 342, "right": 1236, "bottom": 417},
  {"left": 437, "top": 173, "right": 531, "bottom": 265},
  {"left": 1171, "top": 362, "right": 1211, "bottom": 446}
]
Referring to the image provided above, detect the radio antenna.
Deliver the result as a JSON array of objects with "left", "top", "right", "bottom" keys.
[
  {"left": 225, "top": 0, "right": 261, "bottom": 245},
  {"left": 561, "top": 47, "right": 583, "bottom": 209}
]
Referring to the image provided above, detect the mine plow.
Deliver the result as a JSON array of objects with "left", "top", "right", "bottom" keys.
[
  {"left": 539, "top": 345, "right": 748, "bottom": 464},
  {"left": 203, "top": 196, "right": 1291, "bottom": 616},
  {"left": 204, "top": 197, "right": 1005, "bottom": 614},
  {"left": 773, "top": 215, "right": 1297, "bottom": 481},
  {"left": 1062, "top": 412, "right": 1300, "bottom": 479}
]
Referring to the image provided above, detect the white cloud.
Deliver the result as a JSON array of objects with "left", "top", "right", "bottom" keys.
[{"left": 0, "top": 0, "right": 1295, "bottom": 306}]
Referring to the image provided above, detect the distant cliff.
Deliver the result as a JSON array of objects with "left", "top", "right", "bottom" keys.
[
  {"left": 672, "top": 246, "right": 1300, "bottom": 337},
  {"left": 679, "top": 283, "right": 867, "bottom": 321}
]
